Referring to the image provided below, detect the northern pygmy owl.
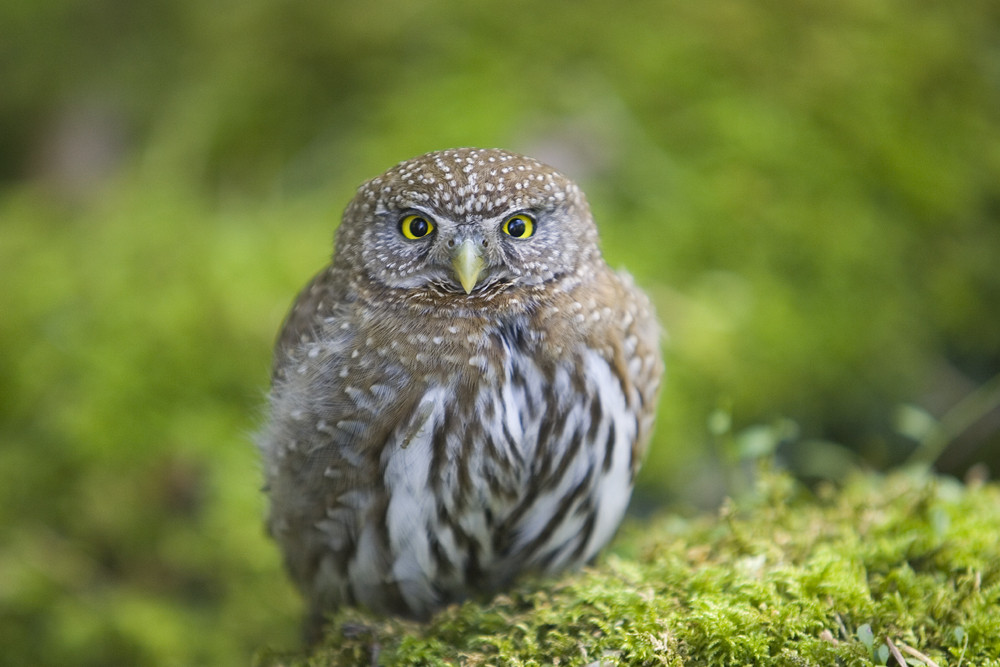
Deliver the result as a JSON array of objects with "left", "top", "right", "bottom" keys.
[{"left": 258, "top": 148, "right": 662, "bottom": 638}]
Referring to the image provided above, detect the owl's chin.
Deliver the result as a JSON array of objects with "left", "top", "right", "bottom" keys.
[{"left": 424, "top": 276, "right": 514, "bottom": 298}]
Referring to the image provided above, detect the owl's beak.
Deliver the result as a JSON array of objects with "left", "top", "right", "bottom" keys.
[{"left": 452, "top": 239, "right": 485, "bottom": 294}]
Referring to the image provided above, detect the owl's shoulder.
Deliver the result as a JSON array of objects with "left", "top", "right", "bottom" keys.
[
  {"left": 525, "top": 266, "right": 658, "bottom": 350},
  {"left": 272, "top": 265, "right": 352, "bottom": 380}
]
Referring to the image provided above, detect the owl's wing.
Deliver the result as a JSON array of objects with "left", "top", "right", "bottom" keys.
[
  {"left": 614, "top": 270, "right": 663, "bottom": 472},
  {"left": 271, "top": 265, "right": 342, "bottom": 382},
  {"left": 263, "top": 268, "right": 434, "bottom": 613}
]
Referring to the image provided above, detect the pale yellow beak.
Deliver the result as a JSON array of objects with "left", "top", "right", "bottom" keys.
[{"left": 451, "top": 239, "right": 485, "bottom": 294}]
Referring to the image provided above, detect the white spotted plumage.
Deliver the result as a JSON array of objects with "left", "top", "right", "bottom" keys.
[{"left": 258, "top": 148, "right": 662, "bottom": 639}]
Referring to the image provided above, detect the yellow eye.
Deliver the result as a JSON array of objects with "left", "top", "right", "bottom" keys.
[
  {"left": 400, "top": 214, "right": 434, "bottom": 240},
  {"left": 502, "top": 213, "right": 535, "bottom": 238}
]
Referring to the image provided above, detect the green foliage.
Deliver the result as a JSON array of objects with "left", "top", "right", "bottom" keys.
[
  {"left": 259, "top": 470, "right": 1000, "bottom": 666},
  {"left": 2, "top": 0, "right": 999, "bottom": 665},
  {"left": 0, "top": 187, "right": 307, "bottom": 666}
]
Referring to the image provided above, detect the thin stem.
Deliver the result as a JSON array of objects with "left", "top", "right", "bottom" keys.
[{"left": 907, "top": 371, "right": 1000, "bottom": 466}]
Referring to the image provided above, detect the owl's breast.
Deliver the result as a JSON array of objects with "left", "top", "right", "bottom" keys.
[
  {"left": 377, "top": 326, "right": 642, "bottom": 586},
  {"left": 265, "top": 292, "right": 650, "bottom": 616}
]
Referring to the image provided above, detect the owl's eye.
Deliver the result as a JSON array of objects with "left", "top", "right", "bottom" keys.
[
  {"left": 400, "top": 214, "right": 435, "bottom": 240},
  {"left": 502, "top": 213, "right": 535, "bottom": 239}
]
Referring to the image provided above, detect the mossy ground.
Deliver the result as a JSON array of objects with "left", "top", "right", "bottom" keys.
[{"left": 259, "top": 469, "right": 1000, "bottom": 666}]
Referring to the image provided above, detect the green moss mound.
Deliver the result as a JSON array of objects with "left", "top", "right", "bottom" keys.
[{"left": 259, "top": 470, "right": 1000, "bottom": 666}]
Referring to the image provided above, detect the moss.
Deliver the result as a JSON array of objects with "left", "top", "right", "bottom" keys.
[{"left": 258, "top": 469, "right": 1000, "bottom": 666}]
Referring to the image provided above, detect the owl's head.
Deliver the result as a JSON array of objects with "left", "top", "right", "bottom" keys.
[{"left": 334, "top": 148, "right": 603, "bottom": 301}]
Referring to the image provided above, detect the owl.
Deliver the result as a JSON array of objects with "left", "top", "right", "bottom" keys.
[{"left": 258, "top": 148, "right": 662, "bottom": 638}]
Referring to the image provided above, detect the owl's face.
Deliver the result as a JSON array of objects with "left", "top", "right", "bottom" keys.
[{"left": 335, "top": 149, "right": 602, "bottom": 300}]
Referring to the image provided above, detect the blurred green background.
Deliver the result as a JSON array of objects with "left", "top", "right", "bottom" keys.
[{"left": 2, "top": 1, "right": 998, "bottom": 664}]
